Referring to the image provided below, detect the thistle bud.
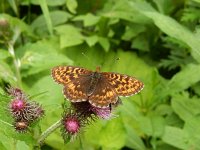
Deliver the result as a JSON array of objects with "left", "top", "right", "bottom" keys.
[{"left": 14, "top": 120, "right": 29, "bottom": 133}]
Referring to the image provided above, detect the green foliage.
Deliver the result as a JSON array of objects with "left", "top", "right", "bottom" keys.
[{"left": 1, "top": 0, "right": 200, "bottom": 149}]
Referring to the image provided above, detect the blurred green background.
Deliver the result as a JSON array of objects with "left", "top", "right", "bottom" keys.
[{"left": 1, "top": 0, "right": 200, "bottom": 149}]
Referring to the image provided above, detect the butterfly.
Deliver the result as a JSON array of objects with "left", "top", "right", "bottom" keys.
[{"left": 51, "top": 66, "right": 144, "bottom": 108}]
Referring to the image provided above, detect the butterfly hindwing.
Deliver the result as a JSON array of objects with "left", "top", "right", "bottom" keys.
[{"left": 88, "top": 76, "right": 118, "bottom": 108}]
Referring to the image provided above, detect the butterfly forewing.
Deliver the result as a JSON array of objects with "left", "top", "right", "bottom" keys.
[
  {"left": 52, "top": 66, "right": 93, "bottom": 102},
  {"left": 102, "top": 72, "right": 144, "bottom": 97},
  {"left": 51, "top": 66, "right": 92, "bottom": 85},
  {"left": 62, "top": 75, "right": 91, "bottom": 102}
]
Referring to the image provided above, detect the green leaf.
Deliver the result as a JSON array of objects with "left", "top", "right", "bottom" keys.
[
  {"left": 167, "top": 64, "right": 200, "bottom": 94},
  {"left": 120, "top": 100, "right": 143, "bottom": 122},
  {"left": 83, "top": 120, "right": 103, "bottom": 147},
  {"left": 0, "top": 61, "right": 16, "bottom": 84},
  {"left": 0, "top": 118, "right": 34, "bottom": 147},
  {"left": 162, "top": 117, "right": 200, "bottom": 149},
  {"left": 193, "top": 0, "right": 200, "bottom": 3},
  {"left": 66, "top": 0, "right": 78, "bottom": 14},
  {"left": 153, "top": 0, "right": 175, "bottom": 14},
  {"left": 122, "top": 24, "right": 146, "bottom": 40},
  {"left": 0, "top": 93, "right": 12, "bottom": 125},
  {"left": 181, "top": 8, "right": 200, "bottom": 22},
  {"left": 138, "top": 115, "right": 165, "bottom": 137},
  {"left": 0, "top": 141, "right": 7, "bottom": 150},
  {"left": 85, "top": 35, "right": 98, "bottom": 46},
  {"left": 55, "top": 25, "right": 84, "bottom": 48},
  {"left": 0, "top": 49, "right": 11, "bottom": 59},
  {"left": 184, "top": 116, "right": 200, "bottom": 150},
  {"left": 73, "top": 13, "right": 100, "bottom": 26},
  {"left": 172, "top": 93, "right": 200, "bottom": 122},
  {"left": 29, "top": 76, "right": 64, "bottom": 148},
  {"left": 16, "top": 141, "right": 29, "bottom": 150},
  {"left": 39, "top": 0, "right": 53, "bottom": 35},
  {"left": 7, "top": 0, "right": 18, "bottom": 16},
  {"left": 130, "top": 1, "right": 200, "bottom": 63},
  {"left": 162, "top": 126, "right": 189, "bottom": 149},
  {"left": 0, "top": 134, "right": 13, "bottom": 150},
  {"left": 99, "top": 118, "right": 126, "bottom": 149},
  {"left": 31, "top": 11, "right": 72, "bottom": 35},
  {"left": 102, "top": 0, "right": 150, "bottom": 24},
  {"left": 98, "top": 37, "right": 110, "bottom": 52},
  {"left": 20, "top": 41, "right": 73, "bottom": 76},
  {"left": 123, "top": 122, "right": 146, "bottom": 150},
  {"left": 131, "top": 34, "right": 150, "bottom": 51},
  {"left": 29, "top": 75, "right": 64, "bottom": 106},
  {"left": 46, "top": 0, "right": 65, "bottom": 6}
]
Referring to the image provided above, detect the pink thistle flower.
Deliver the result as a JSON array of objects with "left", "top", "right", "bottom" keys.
[
  {"left": 71, "top": 101, "right": 113, "bottom": 120},
  {"left": 61, "top": 111, "right": 83, "bottom": 142},
  {"left": 91, "top": 106, "right": 112, "bottom": 119},
  {"left": 7, "top": 87, "right": 44, "bottom": 132},
  {"left": 9, "top": 98, "right": 27, "bottom": 120},
  {"left": 60, "top": 99, "right": 122, "bottom": 142},
  {"left": 64, "top": 116, "right": 80, "bottom": 134},
  {"left": 10, "top": 98, "right": 26, "bottom": 111},
  {"left": 25, "top": 101, "right": 45, "bottom": 122}
]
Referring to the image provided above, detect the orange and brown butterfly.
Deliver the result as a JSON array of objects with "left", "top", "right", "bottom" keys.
[{"left": 51, "top": 66, "right": 144, "bottom": 108}]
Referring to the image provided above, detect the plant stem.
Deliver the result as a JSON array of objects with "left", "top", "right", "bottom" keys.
[
  {"left": 8, "top": 43, "right": 22, "bottom": 88},
  {"left": 7, "top": 28, "right": 22, "bottom": 88},
  {"left": 37, "top": 119, "right": 62, "bottom": 145}
]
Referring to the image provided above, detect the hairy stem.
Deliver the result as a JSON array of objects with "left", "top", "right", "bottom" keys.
[
  {"left": 8, "top": 43, "right": 22, "bottom": 87},
  {"left": 37, "top": 119, "right": 62, "bottom": 145},
  {"left": 7, "top": 28, "right": 22, "bottom": 88}
]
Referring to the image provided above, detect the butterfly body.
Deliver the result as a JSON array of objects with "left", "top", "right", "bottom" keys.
[
  {"left": 52, "top": 66, "right": 144, "bottom": 108},
  {"left": 87, "top": 72, "right": 101, "bottom": 96}
]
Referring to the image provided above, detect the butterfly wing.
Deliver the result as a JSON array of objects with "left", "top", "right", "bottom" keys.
[
  {"left": 51, "top": 66, "right": 92, "bottom": 85},
  {"left": 101, "top": 72, "right": 144, "bottom": 97},
  {"left": 51, "top": 66, "right": 93, "bottom": 102},
  {"left": 88, "top": 75, "right": 118, "bottom": 108}
]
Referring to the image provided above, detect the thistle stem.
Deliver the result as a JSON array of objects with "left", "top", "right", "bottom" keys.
[
  {"left": 7, "top": 28, "right": 22, "bottom": 88},
  {"left": 8, "top": 43, "right": 22, "bottom": 88},
  {"left": 37, "top": 119, "right": 62, "bottom": 145}
]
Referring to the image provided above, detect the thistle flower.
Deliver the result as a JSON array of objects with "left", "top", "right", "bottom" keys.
[
  {"left": 71, "top": 101, "right": 112, "bottom": 120},
  {"left": 71, "top": 101, "right": 95, "bottom": 119},
  {"left": 10, "top": 98, "right": 26, "bottom": 111},
  {"left": 61, "top": 111, "right": 83, "bottom": 142},
  {"left": 7, "top": 87, "right": 44, "bottom": 132},
  {"left": 24, "top": 101, "right": 44, "bottom": 122},
  {"left": 91, "top": 106, "right": 112, "bottom": 119},
  {"left": 9, "top": 98, "right": 27, "bottom": 120}
]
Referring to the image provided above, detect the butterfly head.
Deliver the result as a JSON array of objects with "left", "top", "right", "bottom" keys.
[{"left": 96, "top": 66, "right": 101, "bottom": 72}]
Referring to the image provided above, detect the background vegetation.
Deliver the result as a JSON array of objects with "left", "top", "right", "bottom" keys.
[{"left": 1, "top": 0, "right": 200, "bottom": 149}]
